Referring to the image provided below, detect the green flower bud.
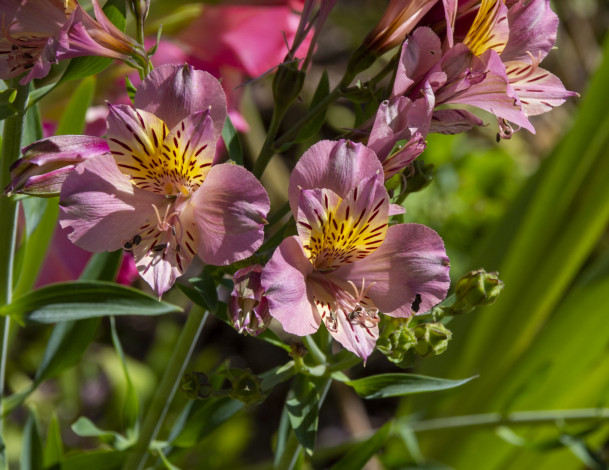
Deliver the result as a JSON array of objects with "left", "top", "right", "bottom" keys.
[
  {"left": 413, "top": 322, "right": 452, "bottom": 358},
  {"left": 229, "top": 369, "right": 264, "bottom": 406},
  {"left": 454, "top": 269, "right": 504, "bottom": 311},
  {"left": 377, "top": 319, "right": 418, "bottom": 368},
  {"left": 180, "top": 372, "right": 213, "bottom": 400},
  {"left": 272, "top": 61, "right": 306, "bottom": 110}
]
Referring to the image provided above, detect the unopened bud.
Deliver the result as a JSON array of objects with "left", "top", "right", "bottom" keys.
[
  {"left": 272, "top": 61, "right": 306, "bottom": 110},
  {"left": 180, "top": 372, "right": 213, "bottom": 400},
  {"left": 377, "top": 320, "right": 418, "bottom": 368},
  {"left": 5, "top": 136, "right": 109, "bottom": 197},
  {"left": 454, "top": 269, "right": 504, "bottom": 311},
  {"left": 229, "top": 368, "right": 264, "bottom": 406},
  {"left": 413, "top": 322, "right": 452, "bottom": 357},
  {"left": 229, "top": 265, "right": 271, "bottom": 336}
]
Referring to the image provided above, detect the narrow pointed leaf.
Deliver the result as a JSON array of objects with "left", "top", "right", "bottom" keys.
[
  {"left": 330, "top": 422, "right": 391, "bottom": 470},
  {"left": 20, "top": 410, "right": 43, "bottom": 470},
  {"left": 345, "top": 373, "right": 476, "bottom": 399},
  {"left": 222, "top": 114, "right": 243, "bottom": 165},
  {"left": 1, "top": 281, "right": 182, "bottom": 324}
]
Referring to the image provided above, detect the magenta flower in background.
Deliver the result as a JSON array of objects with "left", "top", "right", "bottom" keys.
[
  {"left": 0, "top": 0, "right": 142, "bottom": 84},
  {"left": 261, "top": 140, "right": 450, "bottom": 360},
  {"left": 39, "top": 64, "right": 271, "bottom": 296},
  {"left": 177, "top": 2, "right": 313, "bottom": 79}
]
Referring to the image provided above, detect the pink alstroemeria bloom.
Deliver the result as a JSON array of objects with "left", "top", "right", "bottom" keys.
[
  {"left": 0, "top": 0, "right": 142, "bottom": 84},
  {"left": 58, "top": 64, "right": 270, "bottom": 296},
  {"left": 393, "top": 26, "right": 534, "bottom": 137},
  {"left": 261, "top": 140, "right": 450, "bottom": 360}
]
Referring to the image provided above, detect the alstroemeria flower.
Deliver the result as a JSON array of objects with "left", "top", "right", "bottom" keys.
[
  {"left": 58, "top": 64, "right": 270, "bottom": 296},
  {"left": 0, "top": 0, "right": 143, "bottom": 84},
  {"left": 262, "top": 140, "right": 450, "bottom": 360}
]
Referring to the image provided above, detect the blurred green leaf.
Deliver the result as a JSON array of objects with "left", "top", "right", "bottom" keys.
[
  {"left": 80, "top": 251, "right": 123, "bottom": 282},
  {"left": 1, "top": 281, "right": 182, "bottom": 324},
  {"left": 43, "top": 414, "right": 63, "bottom": 469},
  {"left": 188, "top": 273, "right": 218, "bottom": 312},
  {"left": 110, "top": 316, "right": 139, "bottom": 434},
  {"left": 60, "top": 450, "right": 125, "bottom": 470},
  {"left": 20, "top": 410, "right": 43, "bottom": 470},
  {"left": 171, "top": 397, "right": 244, "bottom": 447},
  {"left": 330, "top": 422, "right": 391, "bottom": 470},
  {"left": 222, "top": 114, "right": 243, "bottom": 166},
  {"left": 71, "top": 417, "right": 130, "bottom": 450},
  {"left": 346, "top": 374, "right": 475, "bottom": 399},
  {"left": 55, "top": 76, "right": 96, "bottom": 135}
]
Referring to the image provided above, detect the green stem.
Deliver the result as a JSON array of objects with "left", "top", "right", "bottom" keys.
[
  {"left": 403, "top": 408, "right": 609, "bottom": 433},
  {"left": 303, "top": 335, "right": 326, "bottom": 365},
  {"left": 0, "top": 80, "right": 29, "bottom": 438},
  {"left": 253, "top": 105, "right": 287, "bottom": 179},
  {"left": 122, "top": 308, "right": 209, "bottom": 470},
  {"left": 327, "top": 354, "right": 362, "bottom": 373},
  {"left": 271, "top": 89, "right": 341, "bottom": 152}
]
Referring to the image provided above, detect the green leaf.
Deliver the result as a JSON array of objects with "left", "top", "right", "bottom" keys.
[
  {"left": 158, "top": 451, "right": 182, "bottom": 470},
  {"left": 60, "top": 450, "right": 125, "bottom": 470},
  {"left": 295, "top": 71, "right": 330, "bottom": 143},
  {"left": 330, "top": 423, "right": 391, "bottom": 470},
  {"left": 1, "top": 281, "right": 182, "bottom": 324},
  {"left": 20, "top": 410, "right": 43, "bottom": 470},
  {"left": 345, "top": 373, "right": 475, "bottom": 399},
  {"left": 285, "top": 375, "right": 328, "bottom": 455},
  {"left": 171, "top": 397, "right": 244, "bottom": 447},
  {"left": 222, "top": 114, "right": 243, "bottom": 165},
  {"left": 55, "top": 76, "right": 96, "bottom": 135},
  {"left": 110, "top": 316, "right": 139, "bottom": 433},
  {"left": 59, "top": 0, "right": 127, "bottom": 82},
  {"left": 43, "top": 414, "right": 63, "bottom": 469},
  {"left": 188, "top": 273, "right": 218, "bottom": 312},
  {"left": 79, "top": 251, "right": 123, "bottom": 282},
  {"left": 0, "top": 88, "right": 17, "bottom": 121},
  {"left": 12, "top": 198, "right": 59, "bottom": 299},
  {"left": 70, "top": 417, "right": 130, "bottom": 450}
]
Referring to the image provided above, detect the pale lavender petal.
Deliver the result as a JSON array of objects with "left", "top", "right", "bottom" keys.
[
  {"left": 288, "top": 139, "right": 383, "bottom": 216},
  {"left": 392, "top": 27, "right": 442, "bottom": 97},
  {"left": 389, "top": 204, "right": 406, "bottom": 216},
  {"left": 505, "top": 62, "right": 578, "bottom": 117},
  {"left": 134, "top": 64, "right": 227, "bottom": 137},
  {"left": 381, "top": 133, "right": 427, "bottom": 179},
  {"left": 59, "top": 154, "right": 165, "bottom": 253},
  {"left": 262, "top": 236, "right": 320, "bottom": 336},
  {"left": 329, "top": 307, "right": 378, "bottom": 361},
  {"left": 501, "top": 0, "right": 558, "bottom": 63},
  {"left": 436, "top": 48, "right": 535, "bottom": 133},
  {"left": 368, "top": 95, "right": 433, "bottom": 162},
  {"left": 331, "top": 224, "right": 450, "bottom": 317},
  {"left": 135, "top": 247, "right": 182, "bottom": 298},
  {"left": 191, "top": 163, "right": 270, "bottom": 265},
  {"left": 430, "top": 109, "right": 485, "bottom": 134}
]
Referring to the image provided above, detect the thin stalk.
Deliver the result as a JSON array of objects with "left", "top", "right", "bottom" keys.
[
  {"left": 122, "top": 308, "right": 209, "bottom": 470},
  {"left": 303, "top": 335, "right": 326, "bottom": 365},
  {"left": 253, "top": 105, "right": 288, "bottom": 179},
  {"left": 403, "top": 408, "right": 609, "bottom": 433},
  {"left": 0, "top": 80, "right": 29, "bottom": 438}
]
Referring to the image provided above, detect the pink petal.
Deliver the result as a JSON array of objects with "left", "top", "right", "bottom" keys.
[
  {"left": 261, "top": 236, "right": 320, "bottom": 336},
  {"left": 134, "top": 64, "right": 227, "bottom": 137},
  {"left": 442, "top": 0, "right": 458, "bottom": 47},
  {"left": 59, "top": 154, "right": 165, "bottom": 253},
  {"left": 392, "top": 27, "right": 442, "bottom": 97},
  {"left": 331, "top": 224, "right": 450, "bottom": 317},
  {"left": 501, "top": 0, "right": 558, "bottom": 63},
  {"left": 191, "top": 163, "right": 270, "bottom": 265},
  {"left": 288, "top": 139, "right": 383, "bottom": 217},
  {"left": 330, "top": 306, "right": 379, "bottom": 361},
  {"left": 430, "top": 109, "right": 485, "bottom": 134},
  {"left": 505, "top": 62, "right": 578, "bottom": 117}
]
